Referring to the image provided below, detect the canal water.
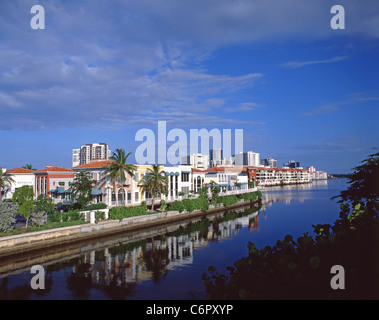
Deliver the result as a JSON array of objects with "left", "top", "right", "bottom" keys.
[{"left": 0, "top": 179, "right": 348, "bottom": 300}]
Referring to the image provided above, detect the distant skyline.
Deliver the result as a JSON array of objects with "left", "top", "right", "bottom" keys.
[{"left": 1, "top": 0, "right": 378, "bottom": 173}]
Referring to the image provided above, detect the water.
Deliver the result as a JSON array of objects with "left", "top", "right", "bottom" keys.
[{"left": 0, "top": 179, "right": 347, "bottom": 300}]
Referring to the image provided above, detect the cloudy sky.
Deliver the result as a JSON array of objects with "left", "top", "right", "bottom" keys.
[{"left": 1, "top": 0, "right": 378, "bottom": 173}]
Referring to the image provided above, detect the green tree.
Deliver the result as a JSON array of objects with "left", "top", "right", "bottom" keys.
[
  {"left": 140, "top": 165, "right": 167, "bottom": 212},
  {"left": 332, "top": 149, "right": 379, "bottom": 210},
  {"left": 0, "top": 202, "right": 18, "bottom": 233},
  {"left": 69, "top": 171, "right": 95, "bottom": 209},
  {"left": 104, "top": 149, "right": 136, "bottom": 206},
  {"left": 22, "top": 164, "right": 36, "bottom": 171},
  {"left": 32, "top": 194, "right": 55, "bottom": 226},
  {"left": 12, "top": 185, "right": 34, "bottom": 228},
  {"left": 0, "top": 170, "right": 15, "bottom": 203}
]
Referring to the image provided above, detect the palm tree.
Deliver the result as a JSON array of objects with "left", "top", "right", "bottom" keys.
[
  {"left": 104, "top": 149, "right": 136, "bottom": 206},
  {"left": 22, "top": 164, "right": 36, "bottom": 171},
  {"left": 0, "top": 169, "right": 15, "bottom": 202},
  {"left": 140, "top": 165, "right": 167, "bottom": 212}
]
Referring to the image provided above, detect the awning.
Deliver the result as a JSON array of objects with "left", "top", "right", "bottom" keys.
[
  {"left": 91, "top": 188, "right": 102, "bottom": 195},
  {"left": 49, "top": 187, "right": 67, "bottom": 194}
]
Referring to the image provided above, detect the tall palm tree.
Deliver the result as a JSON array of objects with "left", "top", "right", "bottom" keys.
[
  {"left": 0, "top": 169, "right": 15, "bottom": 202},
  {"left": 104, "top": 149, "right": 136, "bottom": 206},
  {"left": 140, "top": 165, "right": 167, "bottom": 211}
]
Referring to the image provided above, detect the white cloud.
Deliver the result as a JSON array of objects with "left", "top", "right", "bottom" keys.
[{"left": 282, "top": 56, "right": 348, "bottom": 68}]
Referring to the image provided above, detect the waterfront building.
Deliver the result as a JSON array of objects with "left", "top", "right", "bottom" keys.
[
  {"left": 72, "top": 143, "right": 111, "bottom": 167},
  {"left": 72, "top": 159, "right": 133, "bottom": 206},
  {"left": 164, "top": 165, "right": 192, "bottom": 201},
  {"left": 250, "top": 167, "right": 311, "bottom": 186},
  {"left": 204, "top": 166, "right": 249, "bottom": 192},
  {"left": 191, "top": 168, "right": 205, "bottom": 193},
  {"left": 34, "top": 165, "right": 74, "bottom": 203},
  {"left": 2, "top": 168, "right": 35, "bottom": 200}
]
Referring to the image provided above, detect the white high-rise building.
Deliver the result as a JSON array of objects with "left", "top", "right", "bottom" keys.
[
  {"left": 72, "top": 143, "right": 111, "bottom": 167},
  {"left": 182, "top": 153, "right": 209, "bottom": 170},
  {"left": 234, "top": 151, "right": 260, "bottom": 167}
]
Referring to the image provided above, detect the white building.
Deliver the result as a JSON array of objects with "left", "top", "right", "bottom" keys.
[
  {"left": 234, "top": 151, "right": 260, "bottom": 167},
  {"left": 164, "top": 165, "right": 192, "bottom": 200},
  {"left": 2, "top": 168, "right": 35, "bottom": 200},
  {"left": 182, "top": 153, "right": 209, "bottom": 170},
  {"left": 72, "top": 143, "right": 111, "bottom": 167}
]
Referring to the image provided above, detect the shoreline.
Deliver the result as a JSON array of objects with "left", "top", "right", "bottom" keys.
[{"left": 0, "top": 197, "right": 261, "bottom": 261}]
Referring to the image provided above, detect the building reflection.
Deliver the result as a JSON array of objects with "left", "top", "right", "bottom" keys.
[{"left": 67, "top": 208, "right": 260, "bottom": 298}]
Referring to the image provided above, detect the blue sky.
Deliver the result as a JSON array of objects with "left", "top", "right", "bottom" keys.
[{"left": 0, "top": 0, "right": 378, "bottom": 173}]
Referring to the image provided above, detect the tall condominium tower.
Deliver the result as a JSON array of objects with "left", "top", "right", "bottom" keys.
[{"left": 72, "top": 143, "right": 111, "bottom": 167}]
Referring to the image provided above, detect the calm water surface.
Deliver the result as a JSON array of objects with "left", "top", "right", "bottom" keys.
[{"left": 0, "top": 179, "right": 347, "bottom": 300}]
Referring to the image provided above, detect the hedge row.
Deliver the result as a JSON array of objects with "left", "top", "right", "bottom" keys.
[
  {"left": 109, "top": 203, "right": 148, "bottom": 221},
  {"left": 168, "top": 190, "right": 261, "bottom": 213},
  {"left": 168, "top": 197, "right": 209, "bottom": 213},
  {"left": 48, "top": 210, "right": 85, "bottom": 223}
]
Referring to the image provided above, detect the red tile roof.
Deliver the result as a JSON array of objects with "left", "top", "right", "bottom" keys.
[
  {"left": 72, "top": 160, "right": 115, "bottom": 169},
  {"left": 6, "top": 168, "right": 34, "bottom": 174},
  {"left": 35, "top": 166, "right": 74, "bottom": 173}
]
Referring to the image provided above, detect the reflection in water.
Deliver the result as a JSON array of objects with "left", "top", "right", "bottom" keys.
[
  {"left": 0, "top": 204, "right": 260, "bottom": 300},
  {"left": 260, "top": 179, "right": 329, "bottom": 210},
  {"left": 64, "top": 206, "right": 260, "bottom": 299}
]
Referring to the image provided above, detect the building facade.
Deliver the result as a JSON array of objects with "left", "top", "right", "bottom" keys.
[
  {"left": 73, "top": 159, "right": 134, "bottom": 206},
  {"left": 34, "top": 166, "right": 74, "bottom": 203},
  {"left": 3, "top": 168, "right": 35, "bottom": 200}
]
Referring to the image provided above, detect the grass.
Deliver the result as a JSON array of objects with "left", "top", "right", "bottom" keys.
[{"left": 0, "top": 220, "right": 88, "bottom": 238}]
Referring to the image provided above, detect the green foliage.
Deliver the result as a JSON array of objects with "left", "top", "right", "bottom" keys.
[
  {"left": 333, "top": 149, "right": 378, "bottom": 208},
  {"left": 69, "top": 171, "right": 95, "bottom": 209},
  {"left": 168, "top": 200, "right": 185, "bottom": 213},
  {"left": 12, "top": 185, "right": 34, "bottom": 227},
  {"left": 109, "top": 204, "right": 148, "bottom": 221},
  {"left": 85, "top": 202, "right": 107, "bottom": 210},
  {"left": 239, "top": 192, "right": 258, "bottom": 202},
  {"left": 0, "top": 202, "right": 18, "bottom": 233},
  {"left": 35, "top": 194, "right": 55, "bottom": 213},
  {"left": 219, "top": 195, "right": 239, "bottom": 207},
  {"left": 160, "top": 199, "right": 167, "bottom": 212},
  {"left": 47, "top": 210, "right": 85, "bottom": 223},
  {"left": 95, "top": 210, "right": 105, "bottom": 222},
  {"left": 139, "top": 164, "right": 167, "bottom": 211},
  {"left": 30, "top": 210, "right": 47, "bottom": 227}
]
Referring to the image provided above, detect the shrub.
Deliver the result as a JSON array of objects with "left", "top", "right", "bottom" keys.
[
  {"left": 220, "top": 195, "right": 239, "bottom": 207},
  {"left": 0, "top": 202, "right": 18, "bottom": 233},
  {"left": 160, "top": 200, "right": 167, "bottom": 212},
  {"left": 48, "top": 211, "right": 61, "bottom": 222},
  {"left": 86, "top": 203, "right": 107, "bottom": 210},
  {"left": 168, "top": 200, "right": 185, "bottom": 213},
  {"left": 95, "top": 210, "right": 105, "bottom": 222},
  {"left": 109, "top": 204, "right": 148, "bottom": 221},
  {"left": 239, "top": 192, "right": 258, "bottom": 202},
  {"left": 31, "top": 210, "right": 47, "bottom": 227}
]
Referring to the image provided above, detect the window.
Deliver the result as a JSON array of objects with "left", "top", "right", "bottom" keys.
[
  {"left": 181, "top": 172, "right": 189, "bottom": 182},
  {"left": 135, "top": 192, "right": 139, "bottom": 202}
]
